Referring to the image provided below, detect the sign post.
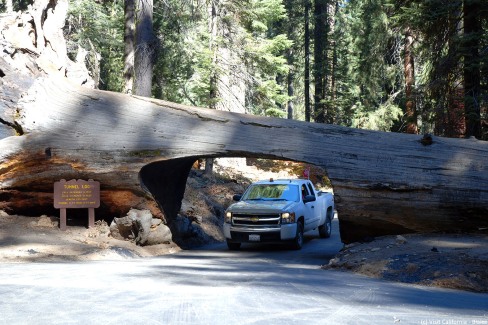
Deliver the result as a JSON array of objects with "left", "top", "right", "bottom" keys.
[{"left": 53, "top": 179, "right": 100, "bottom": 230}]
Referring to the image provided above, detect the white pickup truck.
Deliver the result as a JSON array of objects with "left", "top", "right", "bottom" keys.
[{"left": 223, "top": 178, "right": 335, "bottom": 250}]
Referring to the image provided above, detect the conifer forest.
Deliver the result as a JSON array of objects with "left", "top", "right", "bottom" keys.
[{"left": 3, "top": 0, "right": 486, "bottom": 139}]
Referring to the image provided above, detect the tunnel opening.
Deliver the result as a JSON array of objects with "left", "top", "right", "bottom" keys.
[{"left": 139, "top": 156, "right": 336, "bottom": 249}]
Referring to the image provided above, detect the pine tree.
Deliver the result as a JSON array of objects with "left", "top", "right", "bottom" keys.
[{"left": 332, "top": 0, "right": 403, "bottom": 131}]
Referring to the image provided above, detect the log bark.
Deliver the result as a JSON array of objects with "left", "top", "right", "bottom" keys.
[{"left": 1, "top": 5, "right": 487, "bottom": 243}]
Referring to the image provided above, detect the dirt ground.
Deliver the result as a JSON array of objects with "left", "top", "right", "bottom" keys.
[
  {"left": 323, "top": 232, "right": 488, "bottom": 293},
  {"left": 0, "top": 211, "right": 182, "bottom": 262}
]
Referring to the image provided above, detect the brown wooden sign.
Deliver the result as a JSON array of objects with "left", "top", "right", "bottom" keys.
[
  {"left": 54, "top": 179, "right": 100, "bottom": 208},
  {"left": 53, "top": 179, "right": 100, "bottom": 230}
]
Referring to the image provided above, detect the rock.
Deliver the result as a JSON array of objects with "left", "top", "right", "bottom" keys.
[
  {"left": 328, "top": 258, "right": 341, "bottom": 267},
  {"left": 151, "top": 218, "right": 162, "bottom": 228},
  {"left": 110, "top": 215, "right": 135, "bottom": 240},
  {"left": 396, "top": 235, "right": 407, "bottom": 244},
  {"left": 180, "top": 200, "right": 195, "bottom": 215},
  {"left": 191, "top": 215, "right": 203, "bottom": 224},
  {"left": 146, "top": 224, "right": 172, "bottom": 246},
  {"left": 370, "top": 247, "right": 381, "bottom": 252},
  {"left": 109, "top": 209, "right": 173, "bottom": 246},
  {"left": 37, "top": 215, "right": 57, "bottom": 228},
  {"left": 134, "top": 210, "right": 153, "bottom": 245}
]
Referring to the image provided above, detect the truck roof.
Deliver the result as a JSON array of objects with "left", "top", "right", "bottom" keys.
[{"left": 252, "top": 178, "right": 310, "bottom": 185}]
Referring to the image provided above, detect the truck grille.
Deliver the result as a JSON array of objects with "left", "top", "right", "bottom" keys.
[{"left": 232, "top": 213, "right": 281, "bottom": 227}]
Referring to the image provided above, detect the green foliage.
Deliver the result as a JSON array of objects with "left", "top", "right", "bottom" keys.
[
  {"left": 65, "top": 0, "right": 124, "bottom": 91},
  {"left": 330, "top": 0, "right": 403, "bottom": 130},
  {"left": 59, "top": 0, "right": 486, "bottom": 137},
  {"left": 151, "top": 0, "right": 292, "bottom": 114},
  {"left": 352, "top": 101, "right": 403, "bottom": 131},
  {"left": 241, "top": 0, "right": 287, "bottom": 33}
]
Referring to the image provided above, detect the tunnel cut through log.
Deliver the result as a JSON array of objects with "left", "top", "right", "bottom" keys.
[
  {"left": 139, "top": 157, "right": 196, "bottom": 228},
  {"left": 138, "top": 156, "right": 335, "bottom": 241}
]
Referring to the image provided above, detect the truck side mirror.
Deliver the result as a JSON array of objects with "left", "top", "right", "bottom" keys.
[
  {"left": 303, "top": 195, "right": 316, "bottom": 203},
  {"left": 233, "top": 194, "right": 242, "bottom": 201}
]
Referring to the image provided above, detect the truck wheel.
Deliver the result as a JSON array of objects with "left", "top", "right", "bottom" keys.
[
  {"left": 227, "top": 240, "right": 241, "bottom": 250},
  {"left": 291, "top": 222, "right": 304, "bottom": 250},
  {"left": 318, "top": 217, "right": 332, "bottom": 238}
]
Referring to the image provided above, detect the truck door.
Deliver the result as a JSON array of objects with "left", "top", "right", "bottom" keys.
[
  {"left": 302, "top": 184, "right": 320, "bottom": 231},
  {"left": 307, "top": 182, "right": 323, "bottom": 225}
]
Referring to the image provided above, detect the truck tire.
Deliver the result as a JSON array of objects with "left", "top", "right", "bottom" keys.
[
  {"left": 318, "top": 216, "right": 332, "bottom": 238},
  {"left": 227, "top": 240, "right": 241, "bottom": 250},
  {"left": 291, "top": 222, "right": 304, "bottom": 250}
]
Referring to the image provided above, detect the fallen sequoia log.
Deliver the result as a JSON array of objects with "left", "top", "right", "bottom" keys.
[{"left": 1, "top": 5, "right": 487, "bottom": 243}]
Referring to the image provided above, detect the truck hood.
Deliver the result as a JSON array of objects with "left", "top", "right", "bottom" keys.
[{"left": 227, "top": 200, "right": 295, "bottom": 213}]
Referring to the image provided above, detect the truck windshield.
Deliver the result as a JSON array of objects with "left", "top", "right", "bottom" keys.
[{"left": 242, "top": 184, "right": 299, "bottom": 202}]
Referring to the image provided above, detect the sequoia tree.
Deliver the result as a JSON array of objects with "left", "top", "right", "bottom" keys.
[
  {"left": 133, "top": 0, "right": 155, "bottom": 97},
  {"left": 123, "top": 0, "right": 135, "bottom": 94},
  {"left": 1, "top": 2, "right": 487, "bottom": 244},
  {"left": 463, "top": 0, "right": 482, "bottom": 139}
]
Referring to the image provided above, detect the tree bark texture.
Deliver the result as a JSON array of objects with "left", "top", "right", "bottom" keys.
[
  {"left": 463, "top": 0, "right": 481, "bottom": 139},
  {"left": 304, "top": 0, "right": 311, "bottom": 122},
  {"left": 313, "top": 0, "right": 329, "bottom": 124},
  {"left": 123, "top": 0, "right": 135, "bottom": 94},
  {"left": 134, "top": 0, "right": 155, "bottom": 97},
  {"left": 1, "top": 3, "right": 488, "bottom": 243},
  {"left": 404, "top": 28, "right": 418, "bottom": 134}
]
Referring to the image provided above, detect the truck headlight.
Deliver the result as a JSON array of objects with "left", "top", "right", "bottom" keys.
[
  {"left": 225, "top": 211, "right": 232, "bottom": 223},
  {"left": 281, "top": 212, "right": 296, "bottom": 224}
]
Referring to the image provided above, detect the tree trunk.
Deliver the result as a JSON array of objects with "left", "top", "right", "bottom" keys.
[
  {"left": 6, "top": 0, "right": 13, "bottom": 13},
  {"left": 330, "top": 7, "right": 337, "bottom": 106},
  {"left": 123, "top": 0, "right": 135, "bottom": 94},
  {"left": 134, "top": 0, "right": 155, "bottom": 97},
  {"left": 313, "top": 0, "right": 330, "bottom": 124},
  {"left": 463, "top": 0, "right": 481, "bottom": 139},
  {"left": 304, "top": 0, "right": 311, "bottom": 122},
  {"left": 287, "top": 70, "right": 294, "bottom": 120},
  {"left": 205, "top": 0, "right": 219, "bottom": 175},
  {"left": 404, "top": 27, "right": 418, "bottom": 134},
  {"left": 284, "top": 0, "right": 295, "bottom": 120},
  {"left": 1, "top": 3, "right": 488, "bottom": 244}
]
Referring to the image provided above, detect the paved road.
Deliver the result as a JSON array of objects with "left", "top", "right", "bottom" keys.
[{"left": 1, "top": 219, "right": 487, "bottom": 325}]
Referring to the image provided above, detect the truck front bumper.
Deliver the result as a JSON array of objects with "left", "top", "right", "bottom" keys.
[{"left": 223, "top": 223, "right": 297, "bottom": 243}]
